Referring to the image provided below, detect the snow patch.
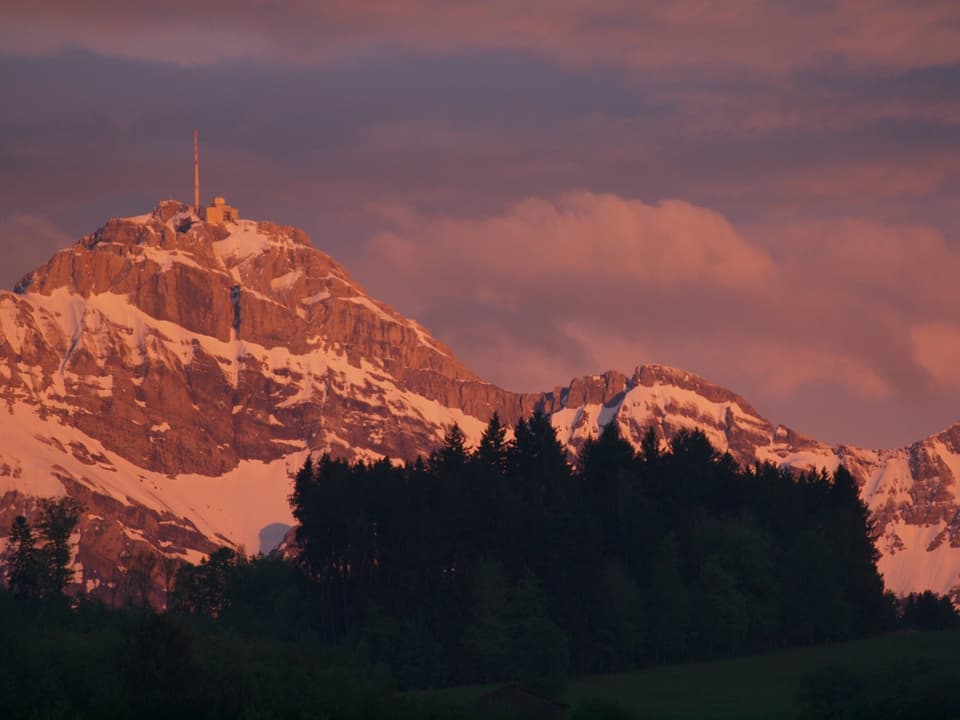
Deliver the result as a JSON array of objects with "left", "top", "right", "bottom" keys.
[
  {"left": 212, "top": 223, "right": 271, "bottom": 264},
  {"left": 300, "top": 289, "right": 331, "bottom": 306},
  {"left": 879, "top": 520, "right": 960, "bottom": 596},
  {"left": 270, "top": 270, "right": 302, "bottom": 292}
]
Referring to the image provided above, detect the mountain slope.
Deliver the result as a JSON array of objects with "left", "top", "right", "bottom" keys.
[
  {"left": 1, "top": 201, "right": 958, "bottom": 604},
  {"left": 0, "top": 200, "right": 532, "bottom": 600}
]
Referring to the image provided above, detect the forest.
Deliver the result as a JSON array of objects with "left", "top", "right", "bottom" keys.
[
  {"left": 282, "top": 413, "right": 896, "bottom": 691},
  {"left": 2, "top": 413, "right": 958, "bottom": 719}
]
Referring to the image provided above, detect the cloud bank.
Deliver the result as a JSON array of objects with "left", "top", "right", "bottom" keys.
[
  {"left": 4, "top": 1, "right": 960, "bottom": 74},
  {"left": 359, "top": 192, "right": 960, "bottom": 446}
]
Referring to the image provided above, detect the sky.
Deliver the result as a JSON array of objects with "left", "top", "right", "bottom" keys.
[{"left": 1, "top": 1, "right": 959, "bottom": 449}]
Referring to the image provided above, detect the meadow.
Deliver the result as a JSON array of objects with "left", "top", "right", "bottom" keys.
[{"left": 416, "top": 628, "right": 960, "bottom": 719}]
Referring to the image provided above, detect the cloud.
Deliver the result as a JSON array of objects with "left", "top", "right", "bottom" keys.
[
  {"left": 742, "top": 346, "right": 891, "bottom": 399},
  {"left": 448, "top": 329, "right": 599, "bottom": 395},
  {"left": 358, "top": 193, "right": 960, "bottom": 443},
  {"left": 369, "top": 192, "right": 773, "bottom": 296},
  {"left": 774, "top": 160, "right": 957, "bottom": 200},
  {"left": 911, "top": 324, "right": 960, "bottom": 391},
  {"left": 4, "top": 1, "right": 960, "bottom": 73},
  {"left": 362, "top": 193, "right": 784, "bottom": 402},
  {"left": 0, "top": 214, "right": 72, "bottom": 290},
  {"left": 767, "top": 218, "right": 960, "bottom": 312}
]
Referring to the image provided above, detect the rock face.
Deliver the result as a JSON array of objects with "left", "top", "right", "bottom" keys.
[
  {"left": 0, "top": 201, "right": 542, "bottom": 603},
  {"left": 1, "top": 200, "right": 960, "bottom": 604}
]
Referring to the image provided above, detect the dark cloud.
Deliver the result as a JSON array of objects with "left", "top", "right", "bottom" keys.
[
  {"left": 5, "top": 1, "right": 960, "bottom": 73},
  {"left": 0, "top": 213, "right": 72, "bottom": 289}
]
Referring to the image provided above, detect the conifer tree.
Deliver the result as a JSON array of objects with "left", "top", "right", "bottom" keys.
[
  {"left": 828, "top": 465, "right": 888, "bottom": 633},
  {"left": 6, "top": 515, "right": 41, "bottom": 598},
  {"left": 580, "top": 422, "right": 636, "bottom": 554},
  {"left": 640, "top": 426, "right": 661, "bottom": 465},
  {"left": 37, "top": 496, "right": 83, "bottom": 597},
  {"left": 649, "top": 534, "right": 690, "bottom": 661},
  {"left": 462, "top": 557, "right": 510, "bottom": 681},
  {"left": 433, "top": 423, "right": 469, "bottom": 472},
  {"left": 504, "top": 570, "right": 570, "bottom": 697},
  {"left": 476, "top": 412, "right": 509, "bottom": 477}
]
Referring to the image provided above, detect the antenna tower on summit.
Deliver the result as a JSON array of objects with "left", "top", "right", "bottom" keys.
[{"left": 193, "top": 129, "right": 200, "bottom": 215}]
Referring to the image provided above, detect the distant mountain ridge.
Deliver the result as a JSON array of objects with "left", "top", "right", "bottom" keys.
[{"left": 0, "top": 200, "right": 958, "bottom": 603}]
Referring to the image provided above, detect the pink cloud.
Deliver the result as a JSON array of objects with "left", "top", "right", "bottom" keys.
[
  {"left": 737, "top": 100, "right": 960, "bottom": 133},
  {"left": 368, "top": 192, "right": 773, "bottom": 297},
  {"left": 773, "top": 160, "right": 959, "bottom": 201},
  {"left": 742, "top": 345, "right": 891, "bottom": 399},
  {"left": 450, "top": 329, "right": 600, "bottom": 395},
  {"left": 830, "top": 0, "right": 960, "bottom": 70},
  {"left": 5, "top": 1, "right": 960, "bottom": 73},
  {"left": 911, "top": 324, "right": 960, "bottom": 391},
  {"left": 359, "top": 193, "right": 960, "bottom": 429},
  {"left": 767, "top": 218, "right": 960, "bottom": 312}
]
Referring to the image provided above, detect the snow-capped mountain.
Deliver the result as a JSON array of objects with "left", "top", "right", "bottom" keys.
[
  {"left": 543, "top": 366, "right": 960, "bottom": 601},
  {"left": 0, "top": 201, "right": 958, "bottom": 603}
]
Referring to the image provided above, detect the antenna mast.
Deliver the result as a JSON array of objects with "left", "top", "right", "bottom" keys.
[{"left": 193, "top": 129, "right": 200, "bottom": 215}]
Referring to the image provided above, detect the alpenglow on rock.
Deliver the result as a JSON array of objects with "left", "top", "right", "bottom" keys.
[{"left": 1, "top": 200, "right": 959, "bottom": 605}]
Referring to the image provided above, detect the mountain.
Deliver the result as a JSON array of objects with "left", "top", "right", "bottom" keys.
[
  {"left": 545, "top": 366, "right": 960, "bottom": 602},
  {"left": 0, "top": 200, "right": 958, "bottom": 604}
]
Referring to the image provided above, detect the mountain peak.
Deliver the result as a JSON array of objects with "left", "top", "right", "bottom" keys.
[
  {"left": 3, "top": 201, "right": 960, "bottom": 606},
  {"left": 630, "top": 363, "right": 763, "bottom": 418},
  {"left": 0, "top": 200, "right": 489, "bottom": 474},
  {"left": 17, "top": 200, "right": 323, "bottom": 296}
]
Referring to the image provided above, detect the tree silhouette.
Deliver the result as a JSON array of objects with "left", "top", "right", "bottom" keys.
[
  {"left": 6, "top": 515, "right": 41, "bottom": 598},
  {"left": 476, "top": 412, "right": 509, "bottom": 477},
  {"left": 280, "top": 411, "right": 895, "bottom": 685},
  {"left": 37, "top": 497, "right": 83, "bottom": 597}
]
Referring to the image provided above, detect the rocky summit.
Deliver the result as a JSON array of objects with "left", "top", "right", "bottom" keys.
[{"left": 1, "top": 201, "right": 959, "bottom": 604}]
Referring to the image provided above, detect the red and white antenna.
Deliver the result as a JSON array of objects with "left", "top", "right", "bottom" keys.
[{"left": 193, "top": 129, "right": 200, "bottom": 215}]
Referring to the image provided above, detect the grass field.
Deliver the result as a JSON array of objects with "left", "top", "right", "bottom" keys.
[{"left": 413, "top": 629, "right": 960, "bottom": 718}]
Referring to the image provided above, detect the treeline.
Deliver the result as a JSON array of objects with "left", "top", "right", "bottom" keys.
[
  {"left": 5, "top": 497, "right": 83, "bottom": 600},
  {"left": 276, "top": 413, "right": 896, "bottom": 692},
  {"left": 0, "top": 589, "right": 423, "bottom": 720},
  {"left": 2, "top": 412, "right": 960, "bottom": 717}
]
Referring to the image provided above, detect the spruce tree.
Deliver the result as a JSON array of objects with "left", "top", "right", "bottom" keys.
[
  {"left": 37, "top": 496, "right": 83, "bottom": 597},
  {"left": 504, "top": 570, "right": 570, "bottom": 697},
  {"left": 828, "top": 465, "right": 888, "bottom": 634},
  {"left": 6, "top": 515, "right": 41, "bottom": 598},
  {"left": 476, "top": 412, "right": 509, "bottom": 477}
]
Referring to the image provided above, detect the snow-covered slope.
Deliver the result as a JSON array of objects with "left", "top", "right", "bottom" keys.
[{"left": 2, "top": 200, "right": 960, "bottom": 604}]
